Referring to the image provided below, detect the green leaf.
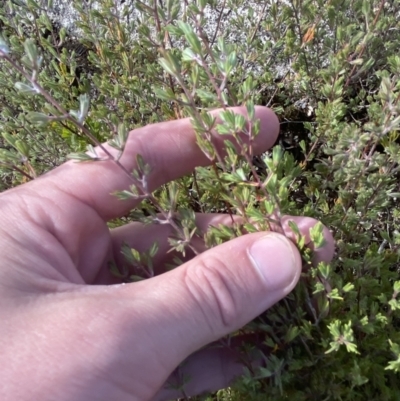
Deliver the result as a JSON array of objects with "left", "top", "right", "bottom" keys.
[
  {"left": 78, "top": 93, "right": 90, "bottom": 123},
  {"left": 118, "top": 123, "right": 128, "bottom": 146},
  {"left": 288, "top": 220, "right": 301, "bottom": 238},
  {"left": 26, "top": 0, "right": 41, "bottom": 9},
  {"left": 149, "top": 242, "right": 159, "bottom": 258},
  {"left": 349, "top": 58, "right": 364, "bottom": 66},
  {"left": 265, "top": 173, "right": 277, "bottom": 193},
  {"left": 234, "top": 114, "right": 246, "bottom": 131},
  {"left": 317, "top": 262, "right": 330, "bottom": 280},
  {"left": 361, "top": 1, "right": 371, "bottom": 17},
  {"left": 284, "top": 325, "right": 300, "bottom": 343},
  {"left": 272, "top": 146, "right": 283, "bottom": 166},
  {"left": 168, "top": 181, "right": 179, "bottom": 210},
  {"left": 15, "top": 82, "right": 39, "bottom": 95},
  {"left": 0, "top": 149, "right": 21, "bottom": 163},
  {"left": 264, "top": 200, "right": 275, "bottom": 215},
  {"left": 159, "top": 57, "right": 177, "bottom": 76},
  {"left": 216, "top": 123, "right": 233, "bottom": 135},
  {"left": 342, "top": 282, "right": 355, "bottom": 293},
  {"left": 27, "top": 112, "right": 52, "bottom": 125},
  {"left": 14, "top": 140, "right": 30, "bottom": 158},
  {"left": 23, "top": 38, "right": 41, "bottom": 69},
  {"left": 67, "top": 152, "right": 97, "bottom": 162},
  {"left": 159, "top": 51, "right": 181, "bottom": 76},
  {"left": 182, "top": 47, "right": 198, "bottom": 62},
  {"left": 313, "top": 281, "right": 325, "bottom": 294},
  {"left": 196, "top": 88, "right": 217, "bottom": 102},
  {"left": 130, "top": 275, "right": 145, "bottom": 282},
  {"left": 246, "top": 101, "right": 255, "bottom": 121},
  {"left": 219, "top": 110, "right": 236, "bottom": 127},
  {"left": 309, "top": 222, "right": 326, "bottom": 249},
  {"left": 385, "top": 340, "right": 400, "bottom": 372},
  {"left": 136, "top": 153, "right": 151, "bottom": 176},
  {"left": 130, "top": 248, "right": 141, "bottom": 262},
  {"left": 177, "top": 21, "right": 202, "bottom": 54},
  {"left": 0, "top": 34, "right": 9, "bottom": 55},
  {"left": 153, "top": 86, "right": 177, "bottom": 101},
  {"left": 165, "top": 24, "right": 183, "bottom": 37},
  {"left": 113, "top": 189, "right": 140, "bottom": 200},
  {"left": 2, "top": 132, "right": 17, "bottom": 147},
  {"left": 326, "top": 320, "right": 359, "bottom": 354}
]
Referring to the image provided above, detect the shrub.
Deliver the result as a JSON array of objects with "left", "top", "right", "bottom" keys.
[{"left": 1, "top": 0, "right": 400, "bottom": 399}]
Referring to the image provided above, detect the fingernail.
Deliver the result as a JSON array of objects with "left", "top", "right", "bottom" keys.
[{"left": 248, "top": 234, "right": 297, "bottom": 291}]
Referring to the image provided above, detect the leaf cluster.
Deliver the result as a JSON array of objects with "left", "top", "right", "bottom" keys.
[{"left": 2, "top": 0, "right": 400, "bottom": 400}]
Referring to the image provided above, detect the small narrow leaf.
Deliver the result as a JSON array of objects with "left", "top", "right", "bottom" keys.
[
  {"left": 67, "top": 152, "right": 97, "bottom": 162},
  {"left": 15, "top": 82, "right": 39, "bottom": 95}
]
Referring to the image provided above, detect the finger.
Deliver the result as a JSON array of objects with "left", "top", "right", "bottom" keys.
[
  {"left": 109, "top": 213, "right": 240, "bottom": 277},
  {"left": 153, "top": 334, "right": 263, "bottom": 401},
  {"left": 152, "top": 345, "right": 252, "bottom": 401},
  {"left": 115, "top": 231, "right": 303, "bottom": 396},
  {"left": 154, "top": 348, "right": 245, "bottom": 401},
  {"left": 281, "top": 216, "right": 335, "bottom": 265},
  {"left": 104, "top": 214, "right": 334, "bottom": 283},
  {"left": 37, "top": 106, "right": 279, "bottom": 220}
]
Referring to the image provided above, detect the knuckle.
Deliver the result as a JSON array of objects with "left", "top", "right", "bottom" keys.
[{"left": 183, "top": 254, "right": 242, "bottom": 333}]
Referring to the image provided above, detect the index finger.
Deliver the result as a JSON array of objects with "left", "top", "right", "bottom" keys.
[{"left": 35, "top": 106, "right": 279, "bottom": 220}]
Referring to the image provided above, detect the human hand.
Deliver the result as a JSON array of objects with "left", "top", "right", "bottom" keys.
[{"left": 0, "top": 106, "right": 334, "bottom": 401}]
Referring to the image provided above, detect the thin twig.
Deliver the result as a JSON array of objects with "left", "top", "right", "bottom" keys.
[
  {"left": 0, "top": 49, "right": 201, "bottom": 256},
  {"left": 0, "top": 161, "right": 34, "bottom": 181}
]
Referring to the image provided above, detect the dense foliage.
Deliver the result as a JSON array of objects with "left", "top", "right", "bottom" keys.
[{"left": 1, "top": 0, "right": 400, "bottom": 399}]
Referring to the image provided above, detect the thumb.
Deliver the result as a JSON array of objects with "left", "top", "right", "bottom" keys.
[{"left": 124, "top": 232, "right": 302, "bottom": 370}]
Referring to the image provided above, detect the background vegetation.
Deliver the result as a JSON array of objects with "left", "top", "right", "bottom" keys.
[{"left": 1, "top": 0, "right": 400, "bottom": 399}]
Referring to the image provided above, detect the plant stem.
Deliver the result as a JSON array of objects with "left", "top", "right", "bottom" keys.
[{"left": 0, "top": 49, "right": 201, "bottom": 256}]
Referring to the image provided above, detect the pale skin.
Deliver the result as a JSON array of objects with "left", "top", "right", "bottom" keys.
[{"left": 0, "top": 106, "right": 334, "bottom": 401}]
